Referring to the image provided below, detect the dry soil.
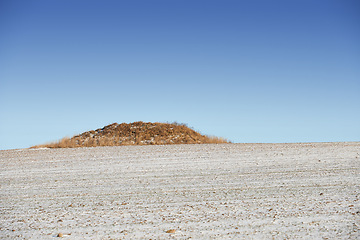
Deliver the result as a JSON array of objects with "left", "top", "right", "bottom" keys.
[{"left": 1, "top": 142, "right": 359, "bottom": 239}]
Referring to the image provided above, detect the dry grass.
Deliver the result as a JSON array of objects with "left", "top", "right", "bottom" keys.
[{"left": 31, "top": 121, "right": 231, "bottom": 148}]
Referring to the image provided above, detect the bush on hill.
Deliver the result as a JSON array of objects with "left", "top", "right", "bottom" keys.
[{"left": 32, "top": 121, "right": 230, "bottom": 148}]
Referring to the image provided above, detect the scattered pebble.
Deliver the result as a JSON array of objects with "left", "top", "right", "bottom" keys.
[{"left": 1, "top": 143, "right": 358, "bottom": 239}]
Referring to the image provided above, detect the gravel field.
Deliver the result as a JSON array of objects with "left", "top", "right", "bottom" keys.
[{"left": 1, "top": 142, "right": 359, "bottom": 239}]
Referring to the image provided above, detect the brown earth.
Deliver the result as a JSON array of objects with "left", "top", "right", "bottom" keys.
[{"left": 32, "top": 121, "right": 230, "bottom": 148}]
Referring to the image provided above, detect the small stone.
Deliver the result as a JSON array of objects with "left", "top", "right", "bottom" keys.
[
  {"left": 166, "top": 229, "right": 176, "bottom": 233},
  {"left": 57, "top": 233, "right": 63, "bottom": 237}
]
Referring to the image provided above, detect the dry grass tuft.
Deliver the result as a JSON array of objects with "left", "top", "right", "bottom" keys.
[{"left": 31, "top": 121, "right": 231, "bottom": 148}]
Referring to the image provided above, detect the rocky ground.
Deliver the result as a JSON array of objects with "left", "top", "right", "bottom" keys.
[{"left": 1, "top": 142, "right": 359, "bottom": 239}]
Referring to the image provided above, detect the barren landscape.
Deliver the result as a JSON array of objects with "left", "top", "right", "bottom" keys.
[{"left": 1, "top": 142, "right": 359, "bottom": 239}]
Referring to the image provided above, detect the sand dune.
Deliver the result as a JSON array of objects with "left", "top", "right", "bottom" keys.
[{"left": 1, "top": 142, "right": 359, "bottom": 239}]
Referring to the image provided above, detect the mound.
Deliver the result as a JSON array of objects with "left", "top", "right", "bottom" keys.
[{"left": 32, "top": 121, "right": 230, "bottom": 148}]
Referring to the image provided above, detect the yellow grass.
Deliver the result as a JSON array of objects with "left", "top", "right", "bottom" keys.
[{"left": 31, "top": 122, "right": 231, "bottom": 148}]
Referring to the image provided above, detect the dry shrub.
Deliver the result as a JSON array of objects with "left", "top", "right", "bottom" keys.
[
  {"left": 31, "top": 121, "right": 231, "bottom": 148},
  {"left": 31, "top": 137, "right": 76, "bottom": 149}
]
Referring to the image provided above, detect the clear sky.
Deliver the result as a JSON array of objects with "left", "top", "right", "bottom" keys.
[{"left": 0, "top": 0, "right": 359, "bottom": 150}]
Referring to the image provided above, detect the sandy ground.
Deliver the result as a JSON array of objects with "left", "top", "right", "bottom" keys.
[{"left": 0, "top": 142, "right": 359, "bottom": 239}]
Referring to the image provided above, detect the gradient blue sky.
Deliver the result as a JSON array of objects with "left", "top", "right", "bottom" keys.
[{"left": 1, "top": 0, "right": 359, "bottom": 150}]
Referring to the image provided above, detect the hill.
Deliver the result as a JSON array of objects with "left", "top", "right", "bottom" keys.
[{"left": 32, "top": 121, "right": 230, "bottom": 148}]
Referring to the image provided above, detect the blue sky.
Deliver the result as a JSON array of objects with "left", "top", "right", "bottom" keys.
[{"left": 1, "top": 0, "right": 359, "bottom": 150}]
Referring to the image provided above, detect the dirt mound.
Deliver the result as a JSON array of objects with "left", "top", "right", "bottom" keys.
[{"left": 32, "top": 122, "right": 230, "bottom": 148}]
